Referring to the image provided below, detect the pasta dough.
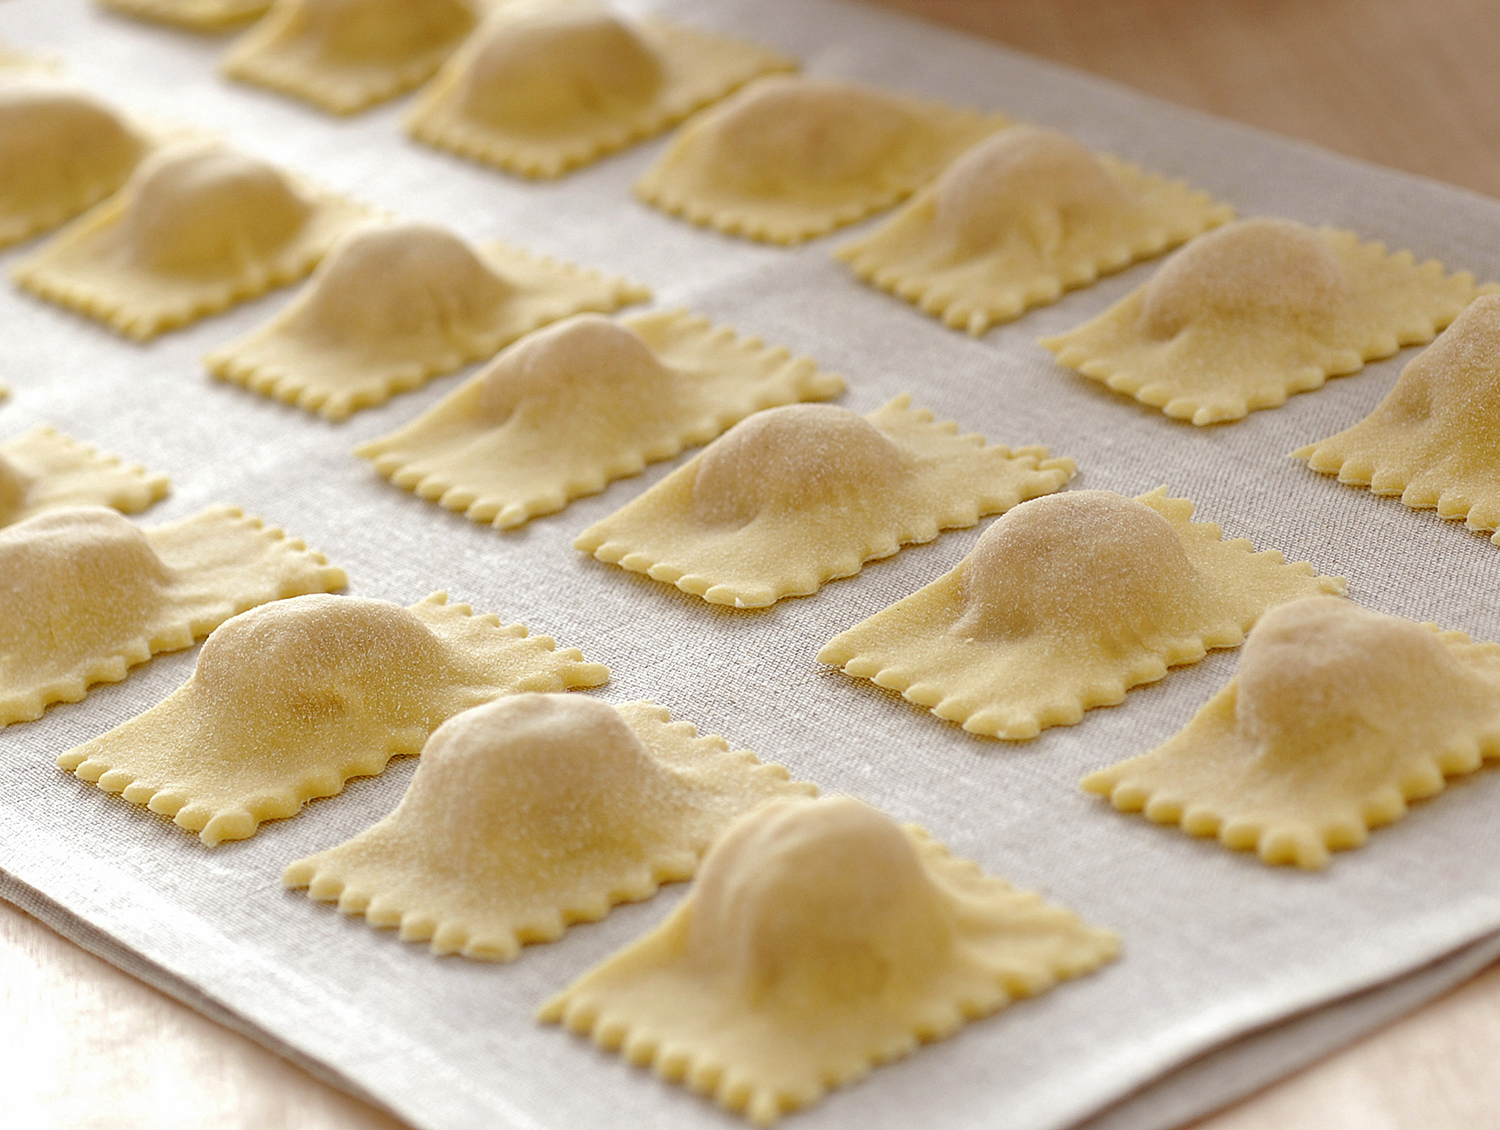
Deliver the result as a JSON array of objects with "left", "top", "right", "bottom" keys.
[
  {"left": 819, "top": 489, "right": 1345, "bottom": 740},
  {"left": 12, "top": 141, "right": 367, "bottom": 341},
  {"left": 1082, "top": 597, "right": 1500, "bottom": 869},
  {"left": 56, "top": 592, "right": 610, "bottom": 846},
  {"left": 636, "top": 75, "right": 1008, "bottom": 244},
  {"left": 0, "top": 85, "right": 148, "bottom": 250},
  {"left": 1295, "top": 292, "right": 1500, "bottom": 545},
  {"left": 221, "top": 0, "right": 480, "bottom": 116},
  {"left": 284, "top": 694, "right": 815, "bottom": 959},
  {"left": 355, "top": 310, "right": 846, "bottom": 528},
  {"left": 836, "top": 126, "right": 1233, "bottom": 335},
  {"left": 1040, "top": 218, "right": 1484, "bottom": 424},
  {"left": 405, "top": 0, "right": 794, "bottom": 179},
  {"left": 540, "top": 796, "right": 1119, "bottom": 1125},
  {"left": 575, "top": 397, "right": 1074, "bottom": 608},
  {"left": 1, "top": 505, "right": 345, "bottom": 727},
  {"left": 98, "top": 0, "right": 272, "bottom": 32},
  {"left": 204, "top": 222, "right": 649, "bottom": 420},
  {"left": 0, "top": 424, "right": 168, "bottom": 527}
]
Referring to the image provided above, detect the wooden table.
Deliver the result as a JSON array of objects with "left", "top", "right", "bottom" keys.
[{"left": 7, "top": 2, "right": 1500, "bottom": 1127}]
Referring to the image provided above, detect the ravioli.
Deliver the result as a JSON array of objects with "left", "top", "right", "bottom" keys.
[
  {"left": 1, "top": 506, "right": 345, "bottom": 727},
  {"left": 0, "top": 86, "right": 149, "bottom": 250},
  {"left": 576, "top": 397, "right": 1074, "bottom": 608},
  {"left": 221, "top": 0, "right": 479, "bottom": 116},
  {"left": 405, "top": 0, "right": 794, "bottom": 179},
  {"left": 541, "top": 795, "right": 1118, "bottom": 1125},
  {"left": 356, "top": 310, "right": 845, "bottom": 528},
  {"left": 1040, "top": 218, "right": 1484, "bottom": 424},
  {"left": 636, "top": 75, "right": 1008, "bottom": 244},
  {"left": 1083, "top": 597, "right": 1500, "bottom": 869},
  {"left": 836, "top": 126, "right": 1233, "bottom": 335},
  {"left": 1295, "top": 293, "right": 1500, "bottom": 544},
  {"left": 819, "top": 489, "right": 1345, "bottom": 740},
  {"left": 57, "top": 593, "right": 610, "bottom": 846},
  {"left": 0, "top": 425, "right": 169, "bottom": 527},
  {"left": 12, "top": 141, "right": 367, "bottom": 341},
  {"left": 285, "top": 693, "right": 815, "bottom": 958},
  {"left": 98, "top": 0, "right": 271, "bottom": 32},
  {"left": 204, "top": 222, "right": 649, "bottom": 420}
]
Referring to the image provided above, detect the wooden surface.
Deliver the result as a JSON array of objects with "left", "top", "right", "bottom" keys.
[{"left": 8, "top": 2, "right": 1500, "bottom": 1128}]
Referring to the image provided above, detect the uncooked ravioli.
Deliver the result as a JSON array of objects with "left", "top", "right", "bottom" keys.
[
  {"left": 221, "top": 0, "right": 480, "bottom": 115},
  {"left": 1040, "top": 218, "right": 1485, "bottom": 424},
  {"left": 836, "top": 125, "right": 1233, "bottom": 335},
  {"left": 204, "top": 221, "right": 649, "bottom": 420},
  {"left": 405, "top": 0, "right": 795, "bottom": 178},
  {"left": 0, "top": 85, "right": 148, "bottom": 250},
  {"left": 1083, "top": 597, "right": 1500, "bottom": 869},
  {"left": 12, "top": 141, "right": 367, "bottom": 340},
  {"left": 635, "top": 74, "right": 1008, "bottom": 244},
  {"left": 57, "top": 593, "right": 610, "bottom": 846},
  {"left": 541, "top": 796, "right": 1119, "bottom": 1125},
  {"left": 284, "top": 693, "right": 815, "bottom": 959},
  {"left": 0, "top": 425, "right": 168, "bottom": 528},
  {"left": 1295, "top": 292, "right": 1500, "bottom": 544},
  {"left": 98, "top": 0, "right": 272, "bottom": 32},
  {"left": 575, "top": 397, "right": 1075, "bottom": 608},
  {"left": 355, "top": 310, "right": 845, "bottom": 528},
  {"left": 1, "top": 505, "right": 345, "bottom": 727},
  {"left": 819, "top": 489, "right": 1345, "bottom": 739}
]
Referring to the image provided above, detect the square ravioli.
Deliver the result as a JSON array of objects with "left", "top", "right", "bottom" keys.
[
  {"left": 836, "top": 126, "right": 1233, "bottom": 335},
  {"left": 542, "top": 796, "right": 1118, "bottom": 1125},
  {"left": 1, "top": 505, "right": 345, "bottom": 727},
  {"left": 1040, "top": 217, "right": 1486, "bottom": 424},
  {"left": 0, "top": 424, "right": 168, "bottom": 527},
  {"left": 98, "top": 0, "right": 271, "bottom": 32},
  {"left": 819, "top": 489, "right": 1345, "bottom": 740},
  {"left": 284, "top": 694, "right": 815, "bottom": 959},
  {"left": 1295, "top": 293, "right": 1500, "bottom": 544},
  {"left": 1083, "top": 597, "right": 1500, "bottom": 869},
  {"left": 405, "top": 1, "right": 795, "bottom": 179},
  {"left": 574, "top": 397, "right": 1075, "bottom": 608},
  {"left": 355, "top": 310, "right": 845, "bottom": 529},
  {"left": 221, "top": 0, "right": 480, "bottom": 116},
  {"left": 57, "top": 592, "right": 610, "bottom": 846},
  {"left": 204, "top": 221, "right": 649, "bottom": 420},
  {"left": 12, "top": 141, "right": 367, "bottom": 341},
  {"left": 635, "top": 74, "right": 1008, "bottom": 244}
]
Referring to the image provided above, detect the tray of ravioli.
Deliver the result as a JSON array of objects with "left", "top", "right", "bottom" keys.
[{"left": 4, "top": 3, "right": 1500, "bottom": 1130}]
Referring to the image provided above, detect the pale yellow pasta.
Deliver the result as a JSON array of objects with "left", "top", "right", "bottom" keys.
[
  {"left": 1083, "top": 597, "right": 1500, "bottom": 869},
  {"left": 221, "top": 0, "right": 480, "bottom": 116},
  {"left": 98, "top": 0, "right": 272, "bottom": 33},
  {"left": 406, "top": 0, "right": 795, "bottom": 179},
  {"left": 541, "top": 796, "right": 1118, "bottom": 1126},
  {"left": 205, "top": 222, "right": 649, "bottom": 420},
  {"left": 836, "top": 125, "right": 1233, "bottom": 335},
  {"left": 1, "top": 506, "right": 345, "bottom": 727},
  {"left": 13, "top": 141, "right": 367, "bottom": 340},
  {"left": 575, "top": 397, "right": 1075, "bottom": 608},
  {"left": 0, "top": 424, "right": 168, "bottom": 528},
  {"left": 636, "top": 74, "right": 1008, "bottom": 244},
  {"left": 356, "top": 310, "right": 844, "bottom": 528},
  {"left": 819, "top": 489, "right": 1345, "bottom": 740},
  {"left": 284, "top": 694, "right": 814, "bottom": 959},
  {"left": 1296, "top": 292, "right": 1500, "bottom": 544},
  {"left": 1040, "top": 217, "right": 1484, "bottom": 424},
  {"left": 57, "top": 593, "right": 610, "bottom": 846}
]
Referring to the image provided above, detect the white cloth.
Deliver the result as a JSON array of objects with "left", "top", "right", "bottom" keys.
[{"left": 4, "top": 2, "right": 1500, "bottom": 1129}]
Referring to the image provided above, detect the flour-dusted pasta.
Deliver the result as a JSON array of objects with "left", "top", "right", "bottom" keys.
[
  {"left": 1041, "top": 218, "right": 1485, "bottom": 424},
  {"left": 0, "top": 425, "right": 168, "bottom": 528},
  {"left": 820, "top": 489, "right": 1345, "bottom": 739},
  {"left": 57, "top": 593, "right": 610, "bottom": 846},
  {"left": 542, "top": 796, "right": 1118, "bottom": 1125},
  {"left": 356, "top": 310, "right": 844, "bottom": 527}
]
